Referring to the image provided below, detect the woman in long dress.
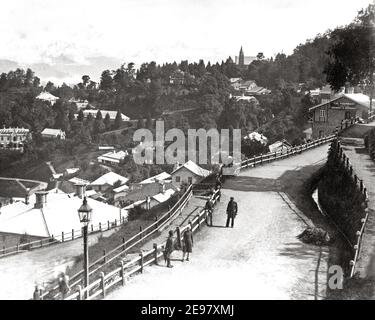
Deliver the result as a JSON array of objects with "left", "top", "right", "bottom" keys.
[{"left": 182, "top": 226, "right": 193, "bottom": 262}]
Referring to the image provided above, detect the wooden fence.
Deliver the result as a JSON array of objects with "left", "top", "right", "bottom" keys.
[
  {"left": 330, "top": 140, "right": 370, "bottom": 278},
  {"left": 240, "top": 135, "right": 336, "bottom": 170},
  {"left": 63, "top": 189, "right": 220, "bottom": 300},
  {"left": 0, "top": 215, "right": 127, "bottom": 259},
  {"left": 37, "top": 133, "right": 340, "bottom": 300},
  {"left": 40, "top": 184, "right": 193, "bottom": 299}
]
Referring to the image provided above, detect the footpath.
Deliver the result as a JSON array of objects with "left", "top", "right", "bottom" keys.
[{"left": 340, "top": 135, "right": 375, "bottom": 279}]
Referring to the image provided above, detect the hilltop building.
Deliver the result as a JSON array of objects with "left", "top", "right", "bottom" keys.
[
  {"left": 41, "top": 128, "right": 66, "bottom": 140},
  {"left": 0, "top": 127, "right": 31, "bottom": 151},
  {"left": 75, "top": 110, "right": 130, "bottom": 121},
  {"left": 36, "top": 91, "right": 59, "bottom": 105},
  {"left": 235, "top": 46, "right": 256, "bottom": 70},
  {"left": 97, "top": 150, "right": 128, "bottom": 166}
]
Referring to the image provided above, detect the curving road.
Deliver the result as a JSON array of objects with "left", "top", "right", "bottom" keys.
[{"left": 106, "top": 144, "right": 331, "bottom": 300}]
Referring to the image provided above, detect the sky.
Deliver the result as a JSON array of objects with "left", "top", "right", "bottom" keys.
[{"left": 0, "top": 0, "right": 373, "bottom": 82}]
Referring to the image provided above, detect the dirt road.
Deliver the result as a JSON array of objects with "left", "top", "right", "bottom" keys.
[{"left": 106, "top": 144, "right": 331, "bottom": 300}]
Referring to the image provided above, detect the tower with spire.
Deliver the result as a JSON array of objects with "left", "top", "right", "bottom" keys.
[{"left": 239, "top": 46, "right": 244, "bottom": 66}]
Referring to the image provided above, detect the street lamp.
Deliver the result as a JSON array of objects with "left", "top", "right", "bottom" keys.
[{"left": 78, "top": 196, "right": 92, "bottom": 293}]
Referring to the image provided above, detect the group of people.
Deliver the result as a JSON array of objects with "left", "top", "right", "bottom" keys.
[
  {"left": 163, "top": 187, "right": 238, "bottom": 268},
  {"left": 33, "top": 272, "right": 70, "bottom": 300}
]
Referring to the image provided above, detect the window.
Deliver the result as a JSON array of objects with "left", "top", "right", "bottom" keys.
[
  {"left": 175, "top": 176, "right": 181, "bottom": 183},
  {"left": 319, "top": 109, "right": 327, "bottom": 121},
  {"left": 188, "top": 177, "right": 193, "bottom": 184}
]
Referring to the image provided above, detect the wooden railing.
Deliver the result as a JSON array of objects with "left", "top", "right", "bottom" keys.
[
  {"left": 330, "top": 140, "right": 370, "bottom": 278},
  {"left": 0, "top": 215, "right": 127, "bottom": 259},
  {"left": 41, "top": 185, "right": 193, "bottom": 299},
  {"left": 64, "top": 189, "right": 220, "bottom": 300},
  {"left": 240, "top": 135, "right": 336, "bottom": 170}
]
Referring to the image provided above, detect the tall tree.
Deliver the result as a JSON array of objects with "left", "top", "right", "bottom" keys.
[{"left": 325, "top": 4, "right": 375, "bottom": 113}]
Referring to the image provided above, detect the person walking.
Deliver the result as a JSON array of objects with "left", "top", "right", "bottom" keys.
[
  {"left": 205, "top": 198, "right": 214, "bottom": 226},
  {"left": 182, "top": 226, "right": 193, "bottom": 262},
  {"left": 164, "top": 230, "right": 175, "bottom": 268},
  {"left": 226, "top": 197, "right": 238, "bottom": 228},
  {"left": 33, "top": 285, "right": 41, "bottom": 300},
  {"left": 58, "top": 272, "right": 70, "bottom": 300}
]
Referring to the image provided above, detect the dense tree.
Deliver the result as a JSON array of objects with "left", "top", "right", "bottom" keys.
[{"left": 325, "top": 4, "right": 375, "bottom": 111}]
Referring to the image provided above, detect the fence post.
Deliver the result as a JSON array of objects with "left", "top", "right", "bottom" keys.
[
  {"left": 107, "top": 220, "right": 110, "bottom": 230},
  {"left": 100, "top": 272, "right": 106, "bottom": 298},
  {"left": 115, "top": 219, "right": 117, "bottom": 227},
  {"left": 99, "top": 222, "right": 102, "bottom": 232},
  {"left": 139, "top": 251, "right": 144, "bottom": 273},
  {"left": 155, "top": 216, "right": 158, "bottom": 229},
  {"left": 103, "top": 250, "right": 107, "bottom": 264},
  {"left": 122, "top": 237, "right": 126, "bottom": 252},
  {"left": 17, "top": 243, "right": 19, "bottom": 253},
  {"left": 40, "top": 239, "right": 43, "bottom": 247},
  {"left": 91, "top": 224, "right": 94, "bottom": 232},
  {"left": 260, "top": 154, "right": 263, "bottom": 164},
  {"left": 77, "top": 285, "right": 83, "bottom": 300},
  {"left": 189, "top": 220, "right": 193, "bottom": 231},
  {"left": 120, "top": 261, "right": 126, "bottom": 286},
  {"left": 139, "top": 226, "right": 143, "bottom": 240},
  {"left": 72, "top": 229, "right": 74, "bottom": 240},
  {"left": 196, "top": 214, "right": 201, "bottom": 229},
  {"left": 153, "top": 243, "right": 158, "bottom": 265},
  {"left": 2, "top": 246, "right": 5, "bottom": 255},
  {"left": 61, "top": 231, "right": 64, "bottom": 242},
  {"left": 176, "top": 227, "right": 182, "bottom": 249}
]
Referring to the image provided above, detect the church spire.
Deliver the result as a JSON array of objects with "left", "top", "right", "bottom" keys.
[{"left": 239, "top": 46, "right": 244, "bottom": 66}]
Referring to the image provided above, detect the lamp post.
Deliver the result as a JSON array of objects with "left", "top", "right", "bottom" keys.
[{"left": 78, "top": 197, "right": 92, "bottom": 295}]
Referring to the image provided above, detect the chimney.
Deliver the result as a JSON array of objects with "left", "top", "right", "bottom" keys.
[
  {"left": 34, "top": 191, "right": 48, "bottom": 209},
  {"left": 159, "top": 181, "right": 165, "bottom": 194},
  {"left": 25, "top": 188, "right": 30, "bottom": 205},
  {"left": 75, "top": 184, "right": 86, "bottom": 199}
]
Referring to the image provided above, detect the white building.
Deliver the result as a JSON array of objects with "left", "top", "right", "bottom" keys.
[
  {"left": 139, "top": 172, "right": 172, "bottom": 184},
  {"left": 171, "top": 160, "right": 211, "bottom": 187},
  {"left": 0, "top": 188, "right": 127, "bottom": 246},
  {"left": 90, "top": 172, "right": 129, "bottom": 192},
  {"left": 41, "top": 128, "right": 66, "bottom": 140},
  {"left": 98, "top": 150, "right": 128, "bottom": 166},
  {"left": 268, "top": 140, "right": 292, "bottom": 153},
  {"left": 76, "top": 110, "right": 130, "bottom": 121},
  {"left": 36, "top": 92, "right": 59, "bottom": 105},
  {"left": 0, "top": 127, "right": 31, "bottom": 151}
]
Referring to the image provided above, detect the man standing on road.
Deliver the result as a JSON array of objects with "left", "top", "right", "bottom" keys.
[
  {"left": 226, "top": 197, "right": 238, "bottom": 228},
  {"left": 164, "top": 230, "right": 175, "bottom": 268},
  {"left": 205, "top": 198, "right": 214, "bottom": 226}
]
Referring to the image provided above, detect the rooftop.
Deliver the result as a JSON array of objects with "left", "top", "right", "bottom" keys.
[
  {"left": 0, "top": 188, "right": 126, "bottom": 238},
  {"left": 41, "top": 128, "right": 65, "bottom": 136},
  {"left": 140, "top": 172, "right": 172, "bottom": 184},
  {"left": 172, "top": 160, "right": 211, "bottom": 178},
  {"left": 90, "top": 172, "right": 129, "bottom": 187}
]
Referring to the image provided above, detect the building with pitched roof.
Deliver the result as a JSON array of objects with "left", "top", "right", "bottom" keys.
[
  {"left": 90, "top": 172, "right": 129, "bottom": 193},
  {"left": 41, "top": 128, "right": 66, "bottom": 140},
  {"left": 0, "top": 188, "right": 127, "bottom": 248},
  {"left": 36, "top": 92, "right": 59, "bottom": 105},
  {"left": 97, "top": 150, "right": 128, "bottom": 166},
  {"left": 308, "top": 93, "right": 374, "bottom": 139},
  {"left": 0, "top": 127, "right": 31, "bottom": 151},
  {"left": 171, "top": 160, "right": 211, "bottom": 188}
]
